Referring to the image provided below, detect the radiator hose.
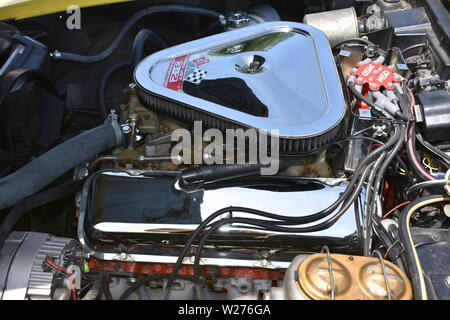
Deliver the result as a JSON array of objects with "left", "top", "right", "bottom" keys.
[
  {"left": 0, "top": 119, "right": 123, "bottom": 210},
  {"left": 50, "top": 5, "right": 224, "bottom": 63}
]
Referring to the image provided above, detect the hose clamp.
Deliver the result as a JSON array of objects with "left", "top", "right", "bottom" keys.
[
  {"left": 106, "top": 110, "right": 124, "bottom": 145},
  {"left": 49, "top": 50, "right": 61, "bottom": 60}
]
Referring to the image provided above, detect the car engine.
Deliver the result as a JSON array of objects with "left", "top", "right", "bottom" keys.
[{"left": 0, "top": 0, "right": 449, "bottom": 301}]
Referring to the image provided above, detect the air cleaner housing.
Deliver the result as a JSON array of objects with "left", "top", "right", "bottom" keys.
[{"left": 134, "top": 22, "right": 346, "bottom": 154}]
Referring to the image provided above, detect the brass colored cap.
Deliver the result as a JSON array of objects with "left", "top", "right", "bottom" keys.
[{"left": 296, "top": 253, "right": 412, "bottom": 300}]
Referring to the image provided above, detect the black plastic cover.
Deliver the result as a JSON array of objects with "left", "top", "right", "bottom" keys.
[
  {"left": 0, "top": 70, "right": 64, "bottom": 175},
  {"left": 417, "top": 89, "right": 450, "bottom": 143},
  {"left": 0, "top": 34, "right": 49, "bottom": 76}
]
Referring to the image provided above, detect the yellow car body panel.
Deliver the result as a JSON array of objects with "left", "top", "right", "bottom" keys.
[{"left": 0, "top": 0, "right": 133, "bottom": 21}]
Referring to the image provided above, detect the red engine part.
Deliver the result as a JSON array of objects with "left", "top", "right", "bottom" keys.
[
  {"left": 350, "top": 61, "right": 400, "bottom": 92},
  {"left": 87, "top": 257, "right": 285, "bottom": 280}
]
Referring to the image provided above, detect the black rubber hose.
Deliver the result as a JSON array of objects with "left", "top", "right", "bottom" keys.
[
  {"left": 406, "top": 122, "right": 436, "bottom": 181},
  {"left": 332, "top": 38, "right": 375, "bottom": 50},
  {"left": 181, "top": 163, "right": 272, "bottom": 184},
  {"left": 363, "top": 153, "right": 387, "bottom": 255},
  {"left": 97, "top": 60, "right": 131, "bottom": 120},
  {"left": 416, "top": 133, "right": 450, "bottom": 168},
  {"left": 401, "top": 43, "right": 427, "bottom": 55},
  {"left": 364, "top": 124, "right": 405, "bottom": 254},
  {"left": 0, "top": 180, "right": 83, "bottom": 246},
  {"left": 0, "top": 122, "right": 122, "bottom": 210},
  {"left": 51, "top": 5, "right": 223, "bottom": 63},
  {"left": 402, "top": 89, "right": 436, "bottom": 181},
  {"left": 398, "top": 195, "right": 450, "bottom": 300},
  {"left": 102, "top": 273, "right": 114, "bottom": 300},
  {"left": 371, "top": 125, "right": 406, "bottom": 219},
  {"left": 132, "top": 29, "right": 168, "bottom": 69},
  {"left": 405, "top": 179, "right": 447, "bottom": 199}
]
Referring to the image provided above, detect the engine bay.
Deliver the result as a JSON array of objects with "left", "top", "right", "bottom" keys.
[{"left": 0, "top": 0, "right": 449, "bottom": 301}]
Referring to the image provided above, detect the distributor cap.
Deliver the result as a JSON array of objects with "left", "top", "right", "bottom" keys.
[{"left": 350, "top": 60, "right": 401, "bottom": 91}]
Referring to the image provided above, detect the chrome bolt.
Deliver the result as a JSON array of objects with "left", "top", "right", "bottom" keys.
[
  {"left": 261, "top": 259, "right": 269, "bottom": 267},
  {"left": 119, "top": 252, "right": 127, "bottom": 260},
  {"left": 121, "top": 124, "right": 131, "bottom": 134}
]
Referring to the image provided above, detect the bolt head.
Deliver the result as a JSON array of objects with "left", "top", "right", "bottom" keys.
[
  {"left": 444, "top": 204, "right": 450, "bottom": 218},
  {"left": 119, "top": 252, "right": 127, "bottom": 260}
]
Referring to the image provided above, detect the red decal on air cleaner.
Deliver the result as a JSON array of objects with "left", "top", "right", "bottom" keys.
[
  {"left": 192, "top": 56, "right": 209, "bottom": 67},
  {"left": 163, "top": 54, "right": 190, "bottom": 91}
]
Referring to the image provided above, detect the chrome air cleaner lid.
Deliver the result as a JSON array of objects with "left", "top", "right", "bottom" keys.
[{"left": 134, "top": 22, "right": 346, "bottom": 153}]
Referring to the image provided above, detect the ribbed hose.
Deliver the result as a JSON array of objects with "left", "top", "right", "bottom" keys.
[
  {"left": 0, "top": 122, "right": 122, "bottom": 210},
  {"left": 51, "top": 5, "right": 223, "bottom": 63}
]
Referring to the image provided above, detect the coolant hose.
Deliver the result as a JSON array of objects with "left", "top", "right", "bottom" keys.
[
  {"left": 132, "top": 29, "right": 168, "bottom": 69},
  {"left": 0, "top": 122, "right": 122, "bottom": 210},
  {"left": 50, "top": 5, "right": 223, "bottom": 63}
]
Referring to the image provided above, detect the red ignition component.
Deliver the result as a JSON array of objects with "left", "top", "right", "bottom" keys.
[
  {"left": 350, "top": 62, "right": 400, "bottom": 91},
  {"left": 87, "top": 257, "right": 285, "bottom": 280}
]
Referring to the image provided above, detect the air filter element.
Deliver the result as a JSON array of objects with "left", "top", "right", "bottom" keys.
[{"left": 134, "top": 22, "right": 346, "bottom": 154}]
